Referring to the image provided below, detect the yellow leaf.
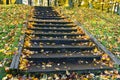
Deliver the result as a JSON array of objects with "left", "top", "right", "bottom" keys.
[
  {"left": 5, "top": 67, "right": 10, "bottom": 72},
  {"left": 6, "top": 47, "right": 10, "bottom": 51},
  {"left": 33, "top": 78, "right": 39, "bottom": 80},
  {"left": 88, "top": 42, "right": 93, "bottom": 46},
  {"left": 102, "top": 54, "right": 109, "bottom": 61},
  {"left": 19, "top": 65, "right": 24, "bottom": 70},
  {"left": 83, "top": 78, "right": 88, "bottom": 80},
  {"left": 26, "top": 30, "right": 33, "bottom": 34},
  {"left": 2, "top": 76, "right": 8, "bottom": 80},
  {"left": 93, "top": 48, "right": 98, "bottom": 53},
  {"left": 6, "top": 74, "right": 12, "bottom": 78},
  {"left": 5, "top": 51, "right": 12, "bottom": 55},
  {"left": 0, "top": 49, "right": 5, "bottom": 53},
  {"left": 24, "top": 41, "right": 31, "bottom": 47},
  {"left": 117, "top": 37, "right": 120, "bottom": 43},
  {"left": 11, "top": 0, "right": 16, "bottom": 4}
]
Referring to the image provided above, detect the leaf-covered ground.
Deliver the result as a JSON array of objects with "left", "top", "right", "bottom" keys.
[
  {"left": 0, "top": 5, "right": 120, "bottom": 79},
  {"left": 0, "top": 4, "right": 32, "bottom": 79},
  {"left": 56, "top": 7, "right": 120, "bottom": 59}
]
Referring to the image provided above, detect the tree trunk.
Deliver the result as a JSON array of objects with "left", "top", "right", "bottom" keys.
[
  {"left": 54, "top": 0, "right": 58, "bottom": 6},
  {"left": 6, "top": 0, "right": 9, "bottom": 4},
  {"left": 117, "top": 3, "right": 120, "bottom": 15},
  {"left": 48, "top": 0, "right": 50, "bottom": 6},
  {"left": 69, "top": 0, "right": 73, "bottom": 7}
]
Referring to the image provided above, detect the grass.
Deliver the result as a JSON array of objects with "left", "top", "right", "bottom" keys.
[
  {"left": 0, "top": 4, "right": 32, "bottom": 79},
  {"left": 56, "top": 6, "right": 120, "bottom": 59}
]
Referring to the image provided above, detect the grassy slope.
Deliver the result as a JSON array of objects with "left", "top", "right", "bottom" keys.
[
  {"left": 57, "top": 7, "right": 120, "bottom": 58},
  {"left": 0, "top": 4, "right": 32, "bottom": 79}
]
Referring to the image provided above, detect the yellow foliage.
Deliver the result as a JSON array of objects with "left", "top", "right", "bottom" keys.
[
  {"left": 93, "top": 48, "right": 98, "bottom": 53},
  {"left": 11, "top": 0, "right": 16, "bottom": 4},
  {"left": 81, "top": 0, "right": 89, "bottom": 7},
  {"left": 2, "top": 0, "right": 16, "bottom": 4},
  {"left": 0, "top": 49, "right": 5, "bottom": 53},
  {"left": 58, "top": 0, "right": 65, "bottom": 6},
  {"left": 64, "top": 0, "right": 69, "bottom": 7},
  {"left": 2, "top": 0, "right": 6, "bottom": 4},
  {"left": 33, "top": 78, "right": 39, "bottom": 80},
  {"left": 24, "top": 41, "right": 31, "bottom": 47},
  {"left": 6, "top": 74, "right": 12, "bottom": 78},
  {"left": 5, "top": 67, "right": 10, "bottom": 72},
  {"left": 26, "top": 30, "right": 33, "bottom": 34},
  {"left": 102, "top": 53, "right": 110, "bottom": 61},
  {"left": 83, "top": 78, "right": 88, "bottom": 80},
  {"left": 19, "top": 58, "right": 28, "bottom": 70},
  {"left": 5, "top": 51, "right": 12, "bottom": 55}
]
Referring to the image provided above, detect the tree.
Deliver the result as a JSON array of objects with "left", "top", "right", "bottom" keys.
[
  {"left": 54, "top": 0, "right": 58, "bottom": 6},
  {"left": 80, "top": 0, "right": 89, "bottom": 7}
]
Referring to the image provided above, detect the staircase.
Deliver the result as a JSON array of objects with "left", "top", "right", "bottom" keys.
[{"left": 10, "top": 7, "right": 115, "bottom": 76}]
